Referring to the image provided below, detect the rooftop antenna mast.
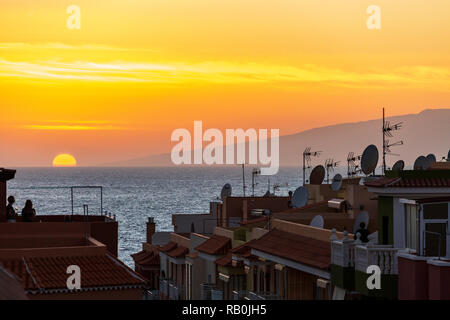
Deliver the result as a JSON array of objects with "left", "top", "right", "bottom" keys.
[
  {"left": 382, "top": 108, "right": 403, "bottom": 174},
  {"left": 347, "top": 152, "right": 361, "bottom": 177},
  {"left": 241, "top": 163, "right": 247, "bottom": 197},
  {"left": 325, "top": 159, "right": 340, "bottom": 184},
  {"left": 303, "top": 147, "right": 322, "bottom": 185},
  {"left": 251, "top": 168, "right": 261, "bottom": 197}
]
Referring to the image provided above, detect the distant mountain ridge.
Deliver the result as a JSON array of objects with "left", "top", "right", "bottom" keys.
[{"left": 106, "top": 109, "right": 450, "bottom": 169}]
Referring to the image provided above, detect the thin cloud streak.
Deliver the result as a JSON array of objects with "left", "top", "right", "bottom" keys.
[{"left": 0, "top": 58, "right": 449, "bottom": 88}]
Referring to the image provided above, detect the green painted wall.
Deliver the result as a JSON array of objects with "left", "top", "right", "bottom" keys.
[
  {"left": 331, "top": 264, "right": 354, "bottom": 291},
  {"left": 354, "top": 270, "right": 398, "bottom": 300},
  {"left": 377, "top": 196, "right": 394, "bottom": 245}
]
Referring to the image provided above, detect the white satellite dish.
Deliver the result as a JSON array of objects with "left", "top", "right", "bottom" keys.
[
  {"left": 292, "top": 186, "right": 308, "bottom": 208},
  {"left": 414, "top": 156, "right": 430, "bottom": 170},
  {"left": 353, "top": 211, "right": 370, "bottom": 233},
  {"left": 331, "top": 174, "right": 343, "bottom": 191},
  {"left": 221, "top": 183, "right": 232, "bottom": 199},
  {"left": 310, "top": 215, "right": 324, "bottom": 228},
  {"left": 426, "top": 154, "right": 437, "bottom": 164},
  {"left": 392, "top": 160, "right": 405, "bottom": 171},
  {"left": 361, "top": 145, "right": 379, "bottom": 175}
]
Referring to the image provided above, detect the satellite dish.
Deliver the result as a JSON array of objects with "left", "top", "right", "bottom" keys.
[
  {"left": 292, "top": 186, "right": 308, "bottom": 208},
  {"left": 361, "top": 145, "right": 379, "bottom": 175},
  {"left": 331, "top": 174, "right": 343, "bottom": 191},
  {"left": 447, "top": 149, "right": 450, "bottom": 162},
  {"left": 426, "top": 154, "right": 437, "bottom": 164},
  {"left": 353, "top": 211, "right": 370, "bottom": 233},
  {"left": 414, "top": 156, "right": 430, "bottom": 170},
  {"left": 309, "top": 165, "right": 325, "bottom": 185},
  {"left": 310, "top": 215, "right": 324, "bottom": 228},
  {"left": 392, "top": 160, "right": 405, "bottom": 171},
  {"left": 221, "top": 183, "right": 232, "bottom": 198}
]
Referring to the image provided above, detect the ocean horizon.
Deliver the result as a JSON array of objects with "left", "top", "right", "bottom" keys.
[{"left": 7, "top": 166, "right": 349, "bottom": 267}]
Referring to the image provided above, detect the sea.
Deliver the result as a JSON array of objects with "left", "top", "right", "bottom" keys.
[{"left": 7, "top": 166, "right": 345, "bottom": 267}]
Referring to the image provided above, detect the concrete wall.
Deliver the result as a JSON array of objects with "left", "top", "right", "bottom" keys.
[
  {"left": 398, "top": 254, "right": 429, "bottom": 300},
  {"left": 271, "top": 219, "right": 352, "bottom": 242},
  {"left": 172, "top": 211, "right": 217, "bottom": 234}
]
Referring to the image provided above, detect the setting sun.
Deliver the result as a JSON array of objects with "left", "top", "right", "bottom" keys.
[{"left": 52, "top": 154, "right": 77, "bottom": 167}]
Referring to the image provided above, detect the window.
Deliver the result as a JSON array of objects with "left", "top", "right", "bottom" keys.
[{"left": 405, "top": 204, "right": 420, "bottom": 252}]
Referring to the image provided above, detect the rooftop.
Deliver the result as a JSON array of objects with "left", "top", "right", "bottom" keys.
[
  {"left": 131, "top": 250, "right": 160, "bottom": 267},
  {"left": 0, "top": 254, "right": 146, "bottom": 294},
  {"left": 215, "top": 252, "right": 233, "bottom": 267},
  {"left": 195, "top": 235, "right": 231, "bottom": 255},
  {"left": 249, "top": 228, "right": 331, "bottom": 270},
  {"left": 365, "top": 176, "right": 450, "bottom": 188}
]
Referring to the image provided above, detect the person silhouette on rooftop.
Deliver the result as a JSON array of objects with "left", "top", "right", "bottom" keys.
[
  {"left": 6, "top": 196, "right": 17, "bottom": 222},
  {"left": 354, "top": 222, "right": 370, "bottom": 243},
  {"left": 21, "top": 200, "right": 36, "bottom": 222}
]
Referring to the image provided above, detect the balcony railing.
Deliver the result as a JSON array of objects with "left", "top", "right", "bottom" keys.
[
  {"left": 159, "top": 278, "right": 168, "bottom": 296},
  {"left": 248, "top": 291, "right": 282, "bottom": 300},
  {"left": 331, "top": 238, "right": 355, "bottom": 268},
  {"left": 200, "top": 283, "right": 223, "bottom": 300},
  {"left": 331, "top": 238, "right": 399, "bottom": 274},
  {"left": 233, "top": 290, "right": 281, "bottom": 300},
  {"left": 144, "top": 290, "right": 160, "bottom": 300},
  {"left": 168, "top": 280, "right": 185, "bottom": 300},
  {"left": 354, "top": 245, "right": 398, "bottom": 274},
  {"left": 233, "top": 290, "right": 248, "bottom": 300}
]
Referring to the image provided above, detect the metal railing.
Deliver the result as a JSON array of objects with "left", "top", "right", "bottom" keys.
[
  {"left": 200, "top": 283, "right": 223, "bottom": 300},
  {"left": 233, "top": 290, "right": 281, "bottom": 300},
  {"left": 144, "top": 290, "right": 160, "bottom": 300},
  {"left": 248, "top": 291, "right": 282, "bottom": 300}
]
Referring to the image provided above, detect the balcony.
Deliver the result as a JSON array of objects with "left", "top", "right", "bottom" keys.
[
  {"left": 354, "top": 244, "right": 398, "bottom": 275},
  {"left": 232, "top": 290, "right": 281, "bottom": 300},
  {"left": 144, "top": 290, "right": 160, "bottom": 300},
  {"left": 331, "top": 238, "right": 399, "bottom": 299},
  {"left": 159, "top": 278, "right": 168, "bottom": 297},
  {"left": 169, "top": 280, "right": 185, "bottom": 300},
  {"left": 200, "top": 283, "right": 223, "bottom": 300}
]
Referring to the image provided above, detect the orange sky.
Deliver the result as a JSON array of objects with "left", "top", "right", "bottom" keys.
[{"left": 1, "top": 0, "right": 450, "bottom": 166}]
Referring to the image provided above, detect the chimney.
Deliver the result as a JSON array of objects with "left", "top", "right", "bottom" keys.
[
  {"left": 146, "top": 217, "right": 156, "bottom": 244},
  {"left": 0, "top": 169, "right": 16, "bottom": 223}
]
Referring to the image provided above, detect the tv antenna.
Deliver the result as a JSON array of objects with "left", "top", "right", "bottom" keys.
[
  {"left": 272, "top": 182, "right": 288, "bottom": 196},
  {"left": 251, "top": 168, "right": 261, "bottom": 197},
  {"left": 382, "top": 108, "right": 403, "bottom": 174},
  {"left": 240, "top": 163, "right": 247, "bottom": 197},
  {"left": 325, "top": 159, "right": 339, "bottom": 184},
  {"left": 302, "top": 147, "right": 322, "bottom": 185},
  {"left": 347, "top": 152, "right": 361, "bottom": 177}
]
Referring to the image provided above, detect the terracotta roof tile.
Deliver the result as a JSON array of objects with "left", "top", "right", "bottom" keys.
[
  {"left": 167, "top": 246, "right": 189, "bottom": 258},
  {"left": 249, "top": 229, "right": 331, "bottom": 270},
  {"left": 365, "top": 177, "right": 450, "bottom": 188},
  {"left": 195, "top": 235, "right": 231, "bottom": 255},
  {"left": 429, "top": 162, "right": 450, "bottom": 170},
  {"left": 131, "top": 250, "right": 160, "bottom": 266},
  {"left": 215, "top": 252, "right": 234, "bottom": 267},
  {"left": 0, "top": 254, "right": 146, "bottom": 293},
  {"left": 159, "top": 241, "right": 178, "bottom": 252}
]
